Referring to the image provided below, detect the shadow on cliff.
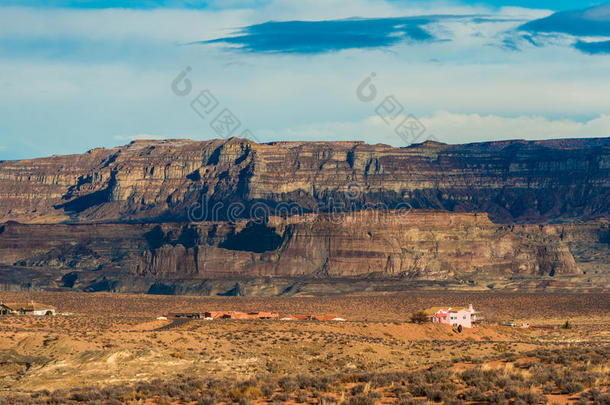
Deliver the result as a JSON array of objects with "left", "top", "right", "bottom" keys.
[
  {"left": 144, "top": 224, "right": 201, "bottom": 252},
  {"left": 142, "top": 221, "right": 285, "bottom": 255},
  {"left": 54, "top": 172, "right": 117, "bottom": 216},
  {"left": 219, "top": 222, "right": 284, "bottom": 253}
]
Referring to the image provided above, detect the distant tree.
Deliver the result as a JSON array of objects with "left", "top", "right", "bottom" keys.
[
  {"left": 410, "top": 311, "right": 429, "bottom": 324},
  {"left": 562, "top": 320, "right": 572, "bottom": 329}
]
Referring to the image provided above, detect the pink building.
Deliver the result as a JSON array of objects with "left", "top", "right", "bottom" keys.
[{"left": 426, "top": 304, "right": 481, "bottom": 328}]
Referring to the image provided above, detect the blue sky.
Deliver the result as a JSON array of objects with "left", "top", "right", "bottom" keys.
[
  {"left": 0, "top": 0, "right": 605, "bottom": 10},
  {"left": 0, "top": 0, "right": 609, "bottom": 160}
]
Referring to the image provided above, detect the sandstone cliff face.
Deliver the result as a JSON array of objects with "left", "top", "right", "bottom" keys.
[
  {"left": 0, "top": 138, "right": 607, "bottom": 293},
  {"left": 0, "top": 212, "right": 597, "bottom": 285},
  {"left": 0, "top": 137, "right": 608, "bottom": 224},
  {"left": 134, "top": 212, "right": 587, "bottom": 279}
]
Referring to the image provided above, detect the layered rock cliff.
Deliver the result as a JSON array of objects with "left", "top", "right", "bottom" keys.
[
  {"left": 0, "top": 138, "right": 608, "bottom": 293},
  {"left": 0, "top": 137, "right": 608, "bottom": 224},
  {"left": 0, "top": 212, "right": 606, "bottom": 285}
]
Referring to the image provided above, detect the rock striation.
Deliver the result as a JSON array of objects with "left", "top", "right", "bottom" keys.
[
  {"left": 0, "top": 137, "right": 608, "bottom": 224},
  {"left": 0, "top": 137, "right": 608, "bottom": 293},
  {"left": 0, "top": 212, "right": 606, "bottom": 287}
]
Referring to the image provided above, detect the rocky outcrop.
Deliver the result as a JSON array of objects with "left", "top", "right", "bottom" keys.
[
  {"left": 127, "top": 212, "right": 588, "bottom": 279},
  {"left": 0, "top": 137, "right": 608, "bottom": 224},
  {"left": 0, "top": 137, "right": 607, "bottom": 294},
  {"left": 1, "top": 212, "right": 601, "bottom": 284}
]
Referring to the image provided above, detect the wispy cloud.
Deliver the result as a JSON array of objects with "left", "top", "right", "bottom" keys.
[
  {"left": 520, "top": 4, "right": 610, "bottom": 36},
  {"left": 518, "top": 4, "right": 610, "bottom": 53},
  {"left": 420, "top": 112, "right": 610, "bottom": 144},
  {"left": 258, "top": 113, "right": 610, "bottom": 146},
  {"left": 0, "top": 7, "right": 249, "bottom": 43},
  {"left": 0, "top": 0, "right": 225, "bottom": 9},
  {"left": 113, "top": 134, "right": 165, "bottom": 141},
  {"left": 0, "top": 1, "right": 608, "bottom": 160}
]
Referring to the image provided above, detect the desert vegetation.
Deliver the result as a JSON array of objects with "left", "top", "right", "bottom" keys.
[
  {"left": 0, "top": 291, "right": 608, "bottom": 404},
  {"left": 0, "top": 290, "right": 607, "bottom": 323},
  {"left": 0, "top": 346, "right": 608, "bottom": 404}
]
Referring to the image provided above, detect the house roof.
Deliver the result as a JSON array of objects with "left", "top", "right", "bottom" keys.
[
  {"left": 423, "top": 306, "right": 476, "bottom": 315},
  {"left": 311, "top": 315, "right": 341, "bottom": 321},
  {"left": 422, "top": 307, "right": 448, "bottom": 315}
]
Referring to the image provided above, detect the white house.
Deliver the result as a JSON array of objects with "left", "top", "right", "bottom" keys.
[{"left": 0, "top": 302, "right": 56, "bottom": 316}]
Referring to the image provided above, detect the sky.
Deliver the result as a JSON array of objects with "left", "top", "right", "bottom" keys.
[{"left": 0, "top": 0, "right": 609, "bottom": 160}]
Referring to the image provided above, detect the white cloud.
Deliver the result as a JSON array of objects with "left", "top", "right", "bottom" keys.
[
  {"left": 0, "top": 1, "right": 544, "bottom": 45},
  {"left": 421, "top": 112, "right": 610, "bottom": 144},
  {"left": 250, "top": 0, "right": 488, "bottom": 21},
  {"left": 0, "top": 1, "right": 607, "bottom": 159},
  {"left": 497, "top": 6, "right": 551, "bottom": 19},
  {"left": 0, "top": 146, "right": 5, "bottom": 151},
  {"left": 113, "top": 134, "right": 165, "bottom": 141},
  {"left": 0, "top": 7, "right": 251, "bottom": 43},
  {"left": 257, "top": 113, "right": 610, "bottom": 146}
]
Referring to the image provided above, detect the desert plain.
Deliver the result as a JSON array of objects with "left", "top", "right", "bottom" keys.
[{"left": 0, "top": 291, "right": 608, "bottom": 404}]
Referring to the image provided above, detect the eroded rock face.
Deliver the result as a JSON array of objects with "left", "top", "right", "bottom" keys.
[
  {"left": 0, "top": 138, "right": 607, "bottom": 292},
  {"left": 0, "top": 212, "right": 600, "bottom": 285},
  {"left": 0, "top": 137, "right": 608, "bottom": 224}
]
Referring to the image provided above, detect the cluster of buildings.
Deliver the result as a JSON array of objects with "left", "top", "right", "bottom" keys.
[
  {"left": 168, "top": 310, "right": 346, "bottom": 321},
  {"left": 280, "top": 314, "right": 346, "bottom": 321},
  {"left": 0, "top": 301, "right": 56, "bottom": 316},
  {"left": 423, "top": 304, "right": 482, "bottom": 328},
  {"left": 169, "top": 311, "right": 280, "bottom": 320}
]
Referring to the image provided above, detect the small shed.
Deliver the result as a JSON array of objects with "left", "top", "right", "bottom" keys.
[
  {"left": 0, "top": 303, "right": 15, "bottom": 315},
  {"left": 204, "top": 311, "right": 279, "bottom": 320},
  {"left": 1, "top": 302, "right": 56, "bottom": 316}
]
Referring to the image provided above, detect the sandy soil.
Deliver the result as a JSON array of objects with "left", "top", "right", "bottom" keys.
[{"left": 0, "top": 291, "right": 607, "bottom": 403}]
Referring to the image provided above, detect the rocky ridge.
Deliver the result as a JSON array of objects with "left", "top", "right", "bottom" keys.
[
  {"left": 0, "top": 138, "right": 608, "bottom": 294},
  {"left": 0, "top": 137, "right": 608, "bottom": 224}
]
